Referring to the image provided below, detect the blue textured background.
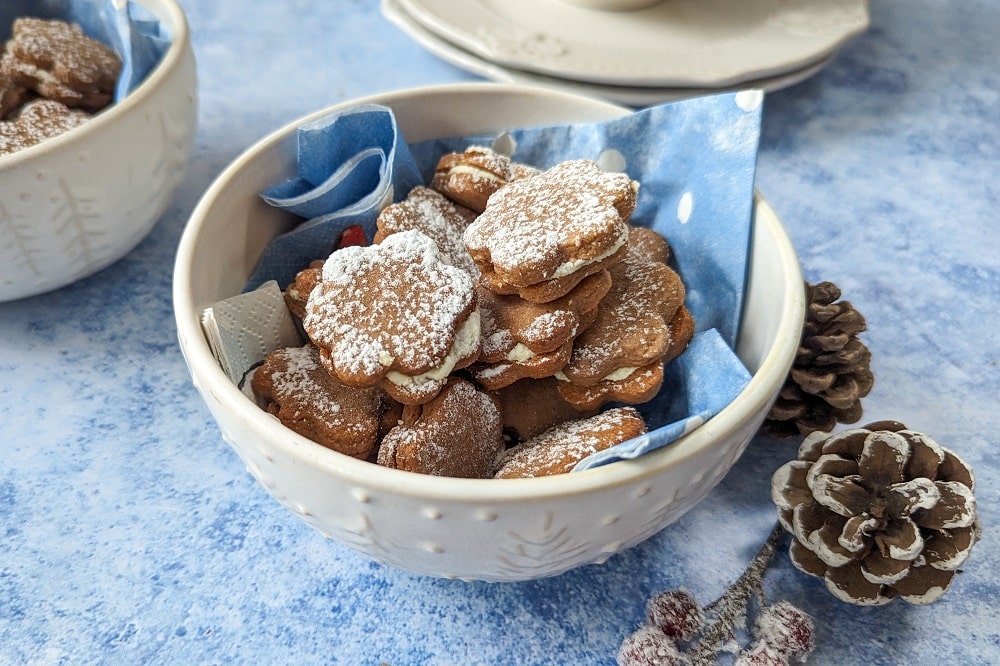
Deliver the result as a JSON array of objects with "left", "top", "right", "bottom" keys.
[{"left": 1, "top": 1, "right": 997, "bottom": 663}]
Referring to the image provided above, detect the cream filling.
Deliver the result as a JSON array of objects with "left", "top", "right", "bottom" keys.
[
  {"left": 550, "top": 228, "right": 628, "bottom": 279},
  {"left": 386, "top": 310, "right": 481, "bottom": 387},
  {"left": 448, "top": 164, "right": 504, "bottom": 184},
  {"left": 505, "top": 343, "right": 537, "bottom": 362},
  {"left": 602, "top": 365, "right": 639, "bottom": 381},
  {"left": 554, "top": 365, "right": 638, "bottom": 383}
]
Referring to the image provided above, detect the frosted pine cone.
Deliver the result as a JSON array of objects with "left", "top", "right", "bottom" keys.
[
  {"left": 771, "top": 421, "right": 980, "bottom": 605},
  {"left": 763, "top": 281, "right": 874, "bottom": 437}
]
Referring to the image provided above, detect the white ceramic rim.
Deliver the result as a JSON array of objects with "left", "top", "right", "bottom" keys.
[
  {"left": 174, "top": 82, "right": 804, "bottom": 505},
  {"left": 396, "top": 0, "right": 869, "bottom": 88},
  {"left": 380, "top": 0, "right": 835, "bottom": 108},
  {"left": 0, "top": 0, "right": 190, "bottom": 167}
]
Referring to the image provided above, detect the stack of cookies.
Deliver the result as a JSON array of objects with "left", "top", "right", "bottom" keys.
[
  {"left": 1, "top": 17, "right": 122, "bottom": 155},
  {"left": 251, "top": 147, "right": 694, "bottom": 479}
]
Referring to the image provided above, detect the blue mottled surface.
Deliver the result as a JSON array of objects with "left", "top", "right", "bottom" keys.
[{"left": 1, "top": 1, "right": 997, "bottom": 663}]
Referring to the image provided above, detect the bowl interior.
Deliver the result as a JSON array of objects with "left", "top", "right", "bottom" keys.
[{"left": 174, "top": 83, "right": 803, "bottom": 502}]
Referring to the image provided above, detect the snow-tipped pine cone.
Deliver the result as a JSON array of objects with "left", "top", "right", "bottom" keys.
[
  {"left": 771, "top": 421, "right": 979, "bottom": 605},
  {"left": 763, "top": 281, "right": 874, "bottom": 437}
]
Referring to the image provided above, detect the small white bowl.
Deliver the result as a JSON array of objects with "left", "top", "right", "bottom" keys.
[
  {"left": 0, "top": 0, "right": 197, "bottom": 302},
  {"left": 174, "top": 83, "right": 804, "bottom": 582}
]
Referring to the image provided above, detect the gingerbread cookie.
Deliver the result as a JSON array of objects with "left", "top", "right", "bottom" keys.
[
  {"left": 493, "top": 406, "right": 646, "bottom": 479},
  {"left": 470, "top": 339, "right": 574, "bottom": 391},
  {"left": 303, "top": 230, "right": 481, "bottom": 405},
  {"left": 374, "top": 186, "right": 479, "bottom": 276},
  {"left": 496, "top": 376, "right": 597, "bottom": 443},
  {"left": 283, "top": 260, "right": 324, "bottom": 320},
  {"left": 0, "top": 98, "right": 91, "bottom": 155},
  {"left": 377, "top": 378, "right": 503, "bottom": 478},
  {"left": 626, "top": 224, "right": 672, "bottom": 264},
  {"left": 464, "top": 159, "right": 636, "bottom": 303},
  {"left": 557, "top": 305, "right": 695, "bottom": 411},
  {"left": 556, "top": 360, "right": 665, "bottom": 411},
  {"left": 251, "top": 344, "right": 382, "bottom": 459},
  {"left": 558, "top": 227, "right": 689, "bottom": 388},
  {"left": 0, "top": 68, "right": 28, "bottom": 118},
  {"left": 477, "top": 270, "right": 610, "bottom": 363},
  {"left": 431, "top": 145, "right": 539, "bottom": 213},
  {"left": 2, "top": 18, "right": 121, "bottom": 111}
]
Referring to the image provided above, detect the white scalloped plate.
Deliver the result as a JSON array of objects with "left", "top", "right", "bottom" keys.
[
  {"left": 384, "top": 0, "right": 834, "bottom": 107},
  {"left": 397, "top": 0, "right": 868, "bottom": 88}
]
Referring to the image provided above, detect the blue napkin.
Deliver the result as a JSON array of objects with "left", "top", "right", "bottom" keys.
[
  {"left": 245, "top": 105, "right": 424, "bottom": 291},
  {"left": 410, "top": 92, "right": 762, "bottom": 346},
  {"left": 0, "top": 0, "right": 170, "bottom": 102},
  {"left": 250, "top": 92, "right": 764, "bottom": 467},
  {"left": 573, "top": 328, "right": 751, "bottom": 471}
]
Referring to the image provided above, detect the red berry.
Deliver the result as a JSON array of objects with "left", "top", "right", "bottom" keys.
[
  {"left": 617, "top": 626, "right": 687, "bottom": 666},
  {"left": 753, "top": 602, "right": 815, "bottom": 660},
  {"left": 336, "top": 224, "right": 367, "bottom": 248},
  {"left": 645, "top": 588, "right": 704, "bottom": 643}
]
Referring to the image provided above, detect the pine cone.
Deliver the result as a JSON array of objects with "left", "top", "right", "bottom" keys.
[
  {"left": 763, "top": 281, "right": 874, "bottom": 438},
  {"left": 771, "top": 421, "right": 980, "bottom": 605}
]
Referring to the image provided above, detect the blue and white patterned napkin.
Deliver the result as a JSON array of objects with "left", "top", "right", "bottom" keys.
[
  {"left": 241, "top": 91, "right": 764, "bottom": 468},
  {"left": 0, "top": 0, "right": 170, "bottom": 102},
  {"left": 246, "top": 105, "right": 424, "bottom": 290}
]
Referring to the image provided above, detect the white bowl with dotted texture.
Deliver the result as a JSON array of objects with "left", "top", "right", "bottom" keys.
[
  {"left": 173, "top": 83, "right": 804, "bottom": 582},
  {"left": 0, "top": 0, "right": 197, "bottom": 302}
]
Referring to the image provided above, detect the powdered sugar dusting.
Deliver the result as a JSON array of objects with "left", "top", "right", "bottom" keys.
[
  {"left": 304, "top": 230, "right": 476, "bottom": 379},
  {"left": 494, "top": 407, "right": 646, "bottom": 478},
  {"left": 253, "top": 345, "right": 380, "bottom": 452},
  {"left": 464, "top": 160, "right": 633, "bottom": 283},
  {"left": 563, "top": 234, "right": 684, "bottom": 381},
  {"left": 377, "top": 187, "right": 479, "bottom": 276},
  {"left": 524, "top": 311, "right": 576, "bottom": 342},
  {"left": 0, "top": 98, "right": 91, "bottom": 155},
  {"left": 379, "top": 380, "right": 502, "bottom": 477}
]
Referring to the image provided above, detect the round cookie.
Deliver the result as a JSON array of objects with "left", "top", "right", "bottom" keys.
[
  {"left": 374, "top": 185, "right": 479, "bottom": 276},
  {"left": 377, "top": 378, "right": 503, "bottom": 478},
  {"left": 251, "top": 344, "right": 382, "bottom": 459},
  {"left": 464, "top": 159, "right": 636, "bottom": 302},
  {"left": 431, "top": 145, "right": 539, "bottom": 213},
  {"left": 303, "top": 230, "right": 481, "bottom": 405},
  {"left": 1, "top": 17, "right": 121, "bottom": 111},
  {"left": 493, "top": 406, "right": 647, "bottom": 479}
]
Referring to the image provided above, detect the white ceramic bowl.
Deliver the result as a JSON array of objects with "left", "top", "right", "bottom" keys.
[
  {"left": 0, "top": 0, "right": 197, "bottom": 302},
  {"left": 174, "top": 83, "right": 804, "bottom": 582}
]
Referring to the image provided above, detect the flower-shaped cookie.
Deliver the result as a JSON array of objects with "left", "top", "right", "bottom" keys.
[
  {"left": 0, "top": 98, "right": 91, "bottom": 155},
  {"left": 558, "top": 227, "right": 690, "bottom": 387},
  {"left": 374, "top": 186, "right": 479, "bottom": 277},
  {"left": 377, "top": 378, "right": 503, "bottom": 478},
  {"left": 464, "top": 159, "right": 635, "bottom": 302},
  {"left": 431, "top": 145, "right": 539, "bottom": 213},
  {"left": 493, "top": 406, "right": 646, "bottom": 478},
  {"left": 2, "top": 17, "right": 121, "bottom": 110},
  {"left": 251, "top": 345, "right": 382, "bottom": 459},
  {"left": 303, "top": 230, "right": 480, "bottom": 405}
]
